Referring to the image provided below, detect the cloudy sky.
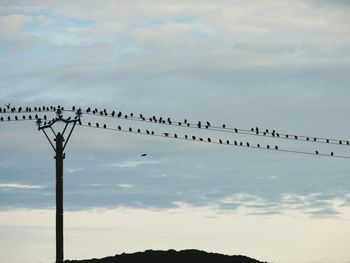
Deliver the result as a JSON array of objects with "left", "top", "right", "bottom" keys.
[{"left": 1, "top": 1, "right": 350, "bottom": 263}]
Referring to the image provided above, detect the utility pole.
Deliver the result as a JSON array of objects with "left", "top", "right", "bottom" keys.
[{"left": 37, "top": 107, "right": 81, "bottom": 263}]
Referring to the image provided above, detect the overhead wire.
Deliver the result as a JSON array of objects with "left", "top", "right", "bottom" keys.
[{"left": 77, "top": 121, "right": 350, "bottom": 159}]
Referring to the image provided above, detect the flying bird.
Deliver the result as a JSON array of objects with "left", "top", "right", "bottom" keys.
[
  {"left": 141, "top": 153, "right": 147, "bottom": 157},
  {"left": 5, "top": 103, "right": 10, "bottom": 109}
]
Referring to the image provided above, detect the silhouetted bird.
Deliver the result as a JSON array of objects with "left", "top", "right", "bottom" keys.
[
  {"left": 331, "top": 152, "right": 334, "bottom": 156},
  {"left": 192, "top": 136, "right": 196, "bottom": 140},
  {"left": 257, "top": 144, "right": 260, "bottom": 148},
  {"left": 72, "top": 106, "right": 76, "bottom": 111},
  {"left": 275, "top": 145, "right": 278, "bottom": 150},
  {"left": 174, "top": 134, "right": 177, "bottom": 138},
  {"left": 187, "top": 123, "right": 190, "bottom": 127},
  {"left": 184, "top": 119, "right": 187, "bottom": 124},
  {"left": 306, "top": 137, "right": 309, "bottom": 141},
  {"left": 199, "top": 138, "right": 203, "bottom": 141},
  {"left": 88, "top": 122, "right": 91, "bottom": 126},
  {"left": 326, "top": 139, "right": 329, "bottom": 143},
  {"left": 163, "top": 133, "right": 169, "bottom": 137},
  {"left": 206, "top": 121, "right": 210, "bottom": 127},
  {"left": 167, "top": 117, "right": 171, "bottom": 124},
  {"left": 234, "top": 128, "right": 238, "bottom": 133},
  {"left": 316, "top": 151, "right": 319, "bottom": 154},
  {"left": 118, "top": 126, "right": 121, "bottom": 130},
  {"left": 197, "top": 121, "right": 201, "bottom": 128},
  {"left": 219, "top": 139, "right": 222, "bottom": 144},
  {"left": 339, "top": 140, "right": 342, "bottom": 144},
  {"left": 146, "top": 130, "right": 150, "bottom": 134},
  {"left": 141, "top": 153, "right": 147, "bottom": 157},
  {"left": 347, "top": 141, "right": 350, "bottom": 145},
  {"left": 151, "top": 131, "right": 154, "bottom": 135},
  {"left": 246, "top": 142, "right": 250, "bottom": 147},
  {"left": 263, "top": 132, "right": 266, "bottom": 135},
  {"left": 15, "top": 116, "right": 18, "bottom": 120},
  {"left": 185, "top": 135, "right": 188, "bottom": 139},
  {"left": 222, "top": 124, "right": 226, "bottom": 128},
  {"left": 226, "top": 140, "right": 229, "bottom": 144},
  {"left": 234, "top": 141, "right": 237, "bottom": 145},
  {"left": 178, "top": 122, "right": 182, "bottom": 125},
  {"left": 267, "top": 145, "right": 270, "bottom": 149},
  {"left": 251, "top": 128, "right": 254, "bottom": 132},
  {"left": 130, "top": 113, "right": 134, "bottom": 117},
  {"left": 5, "top": 103, "right": 10, "bottom": 109},
  {"left": 111, "top": 111, "right": 115, "bottom": 117},
  {"left": 103, "top": 124, "right": 107, "bottom": 129},
  {"left": 118, "top": 112, "right": 122, "bottom": 117},
  {"left": 294, "top": 135, "right": 298, "bottom": 139},
  {"left": 314, "top": 138, "right": 317, "bottom": 142},
  {"left": 129, "top": 127, "right": 132, "bottom": 132},
  {"left": 286, "top": 134, "right": 289, "bottom": 138},
  {"left": 96, "top": 123, "right": 99, "bottom": 127},
  {"left": 240, "top": 142, "right": 243, "bottom": 146},
  {"left": 208, "top": 138, "right": 211, "bottom": 142},
  {"left": 7, "top": 116, "right": 10, "bottom": 121}
]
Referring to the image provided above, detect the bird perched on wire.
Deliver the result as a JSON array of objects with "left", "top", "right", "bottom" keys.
[{"left": 5, "top": 103, "right": 10, "bottom": 109}]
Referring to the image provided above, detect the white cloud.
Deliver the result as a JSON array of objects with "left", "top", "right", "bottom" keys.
[
  {"left": 117, "top": 184, "right": 134, "bottom": 189},
  {"left": 0, "top": 183, "right": 43, "bottom": 189},
  {"left": 111, "top": 160, "right": 159, "bottom": 168}
]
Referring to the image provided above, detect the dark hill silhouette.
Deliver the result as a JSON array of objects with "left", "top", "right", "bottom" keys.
[{"left": 65, "top": 249, "right": 268, "bottom": 263}]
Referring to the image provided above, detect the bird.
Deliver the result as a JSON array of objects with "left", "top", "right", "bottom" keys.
[
  {"left": 199, "top": 138, "right": 203, "bottom": 141},
  {"left": 316, "top": 151, "right": 319, "bottom": 155},
  {"left": 226, "top": 140, "right": 229, "bottom": 144},
  {"left": 206, "top": 121, "right": 210, "bottom": 127},
  {"left": 174, "top": 134, "right": 177, "bottom": 138},
  {"left": 234, "top": 141, "right": 237, "bottom": 146},
  {"left": 294, "top": 135, "right": 298, "bottom": 139},
  {"left": 185, "top": 135, "right": 188, "bottom": 139},
  {"left": 197, "top": 121, "right": 201, "bottom": 128},
  {"left": 146, "top": 130, "right": 150, "bottom": 134},
  {"left": 192, "top": 136, "right": 196, "bottom": 140},
  {"left": 234, "top": 128, "right": 238, "bottom": 133},
  {"left": 267, "top": 145, "right": 270, "bottom": 149},
  {"left": 275, "top": 145, "right": 278, "bottom": 150},
  {"left": 5, "top": 103, "right": 10, "bottom": 109},
  {"left": 257, "top": 144, "right": 260, "bottom": 148},
  {"left": 118, "top": 126, "right": 121, "bottom": 130},
  {"left": 163, "top": 133, "right": 169, "bottom": 136},
  {"left": 222, "top": 124, "right": 226, "bottom": 128},
  {"left": 141, "top": 153, "right": 147, "bottom": 157},
  {"left": 219, "top": 139, "right": 222, "bottom": 144},
  {"left": 326, "top": 139, "right": 329, "bottom": 143},
  {"left": 103, "top": 124, "right": 107, "bottom": 129},
  {"left": 246, "top": 142, "right": 250, "bottom": 147},
  {"left": 339, "top": 140, "right": 343, "bottom": 144},
  {"left": 331, "top": 152, "right": 334, "bottom": 156},
  {"left": 208, "top": 138, "right": 211, "bottom": 142},
  {"left": 137, "top": 129, "right": 141, "bottom": 133},
  {"left": 96, "top": 123, "right": 99, "bottom": 127}
]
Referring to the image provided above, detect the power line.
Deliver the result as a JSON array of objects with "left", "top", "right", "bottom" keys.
[
  {"left": 77, "top": 122, "right": 350, "bottom": 159},
  {"left": 60, "top": 107, "right": 350, "bottom": 147}
]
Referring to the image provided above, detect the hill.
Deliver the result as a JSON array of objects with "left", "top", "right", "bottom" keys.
[{"left": 65, "top": 249, "right": 268, "bottom": 263}]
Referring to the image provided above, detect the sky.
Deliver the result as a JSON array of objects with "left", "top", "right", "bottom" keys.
[{"left": 1, "top": 0, "right": 350, "bottom": 262}]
